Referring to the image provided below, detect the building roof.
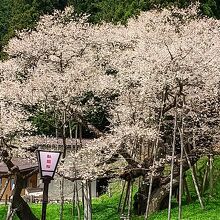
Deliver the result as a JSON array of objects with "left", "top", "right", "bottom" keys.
[
  {"left": 0, "top": 158, "right": 38, "bottom": 174},
  {"left": 19, "top": 136, "right": 93, "bottom": 151},
  {"left": 33, "top": 137, "right": 92, "bottom": 146}
]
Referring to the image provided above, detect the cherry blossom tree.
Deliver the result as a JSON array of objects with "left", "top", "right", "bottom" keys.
[{"left": 1, "top": 3, "right": 220, "bottom": 219}]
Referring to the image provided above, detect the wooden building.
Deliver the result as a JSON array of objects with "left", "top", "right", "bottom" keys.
[{"left": 0, "top": 158, "right": 38, "bottom": 201}]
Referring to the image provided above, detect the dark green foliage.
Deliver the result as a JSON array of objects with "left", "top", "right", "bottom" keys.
[
  {"left": 81, "top": 92, "right": 110, "bottom": 132},
  {"left": 0, "top": 0, "right": 68, "bottom": 59},
  {"left": 70, "top": 0, "right": 220, "bottom": 24},
  {"left": 200, "top": 0, "right": 220, "bottom": 18},
  {"left": 1, "top": 0, "right": 220, "bottom": 59},
  {"left": 28, "top": 94, "right": 111, "bottom": 138},
  {"left": 0, "top": 0, "right": 10, "bottom": 59},
  {"left": 30, "top": 111, "right": 57, "bottom": 136}
]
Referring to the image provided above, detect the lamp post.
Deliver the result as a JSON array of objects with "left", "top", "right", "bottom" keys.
[{"left": 37, "top": 150, "right": 61, "bottom": 220}]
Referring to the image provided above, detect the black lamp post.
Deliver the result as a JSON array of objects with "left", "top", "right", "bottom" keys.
[{"left": 37, "top": 150, "right": 61, "bottom": 220}]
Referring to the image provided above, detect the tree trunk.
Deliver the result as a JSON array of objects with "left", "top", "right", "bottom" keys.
[
  {"left": 11, "top": 174, "right": 39, "bottom": 220},
  {"left": 1, "top": 148, "right": 38, "bottom": 220},
  {"left": 83, "top": 180, "right": 92, "bottom": 220},
  {"left": 59, "top": 176, "right": 64, "bottom": 220},
  {"left": 209, "top": 154, "right": 214, "bottom": 197},
  {"left": 133, "top": 154, "right": 198, "bottom": 216},
  {"left": 73, "top": 181, "right": 81, "bottom": 220},
  {"left": 134, "top": 178, "right": 179, "bottom": 215}
]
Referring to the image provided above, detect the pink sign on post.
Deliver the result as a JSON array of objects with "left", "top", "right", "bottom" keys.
[
  {"left": 37, "top": 150, "right": 61, "bottom": 220},
  {"left": 38, "top": 151, "right": 61, "bottom": 178}
]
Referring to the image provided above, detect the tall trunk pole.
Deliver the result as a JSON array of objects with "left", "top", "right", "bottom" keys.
[
  {"left": 127, "top": 181, "right": 133, "bottom": 219},
  {"left": 121, "top": 181, "right": 130, "bottom": 215},
  {"left": 73, "top": 123, "right": 81, "bottom": 220},
  {"left": 75, "top": 181, "right": 81, "bottom": 220},
  {"left": 60, "top": 110, "right": 66, "bottom": 220},
  {"left": 55, "top": 111, "right": 58, "bottom": 150},
  {"left": 75, "top": 124, "right": 78, "bottom": 153},
  {"left": 88, "top": 180, "right": 92, "bottom": 220},
  {"left": 83, "top": 180, "right": 92, "bottom": 220},
  {"left": 209, "top": 154, "right": 214, "bottom": 197},
  {"left": 144, "top": 86, "right": 166, "bottom": 219},
  {"left": 183, "top": 175, "right": 191, "bottom": 203},
  {"left": 79, "top": 123, "right": 82, "bottom": 148},
  {"left": 178, "top": 122, "right": 184, "bottom": 220},
  {"left": 83, "top": 181, "right": 87, "bottom": 220},
  {"left": 201, "top": 161, "right": 209, "bottom": 196},
  {"left": 69, "top": 121, "right": 75, "bottom": 218},
  {"left": 168, "top": 106, "right": 177, "bottom": 220},
  {"left": 118, "top": 181, "right": 126, "bottom": 213},
  {"left": 59, "top": 176, "right": 64, "bottom": 220},
  {"left": 82, "top": 182, "right": 85, "bottom": 212},
  {"left": 184, "top": 148, "right": 204, "bottom": 209}
]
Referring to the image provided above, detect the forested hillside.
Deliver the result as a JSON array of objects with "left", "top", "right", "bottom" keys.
[
  {"left": 0, "top": 0, "right": 220, "bottom": 59},
  {"left": 72, "top": 0, "right": 220, "bottom": 23},
  {"left": 0, "top": 0, "right": 67, "bottom": 59}
]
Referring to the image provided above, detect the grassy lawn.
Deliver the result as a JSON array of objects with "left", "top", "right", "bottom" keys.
[
  {"left": 0, "top": 193, "right": 122, "bottom": 219},
  {"left": 149, "top": 155, "right": 220, "bottom": 220},
  {"left": 1, "top": 196, "right": 220, "bottom": 220},
  {"left": 148, "top": 198, "right": 220, "bottom": 220},
  {"left": 0, "top": 203, "right": 71, "bottom": 219},
  {"left": 1, "top": 156, "right": 220, "bottom": 219}
]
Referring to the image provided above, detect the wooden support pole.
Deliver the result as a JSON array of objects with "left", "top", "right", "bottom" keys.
[
  {"left": 201, "top": 161, "right": 209, "bottom": 196},
  {"left": 209, "top": 154, "right": 214, "bottom": 197},
  {"left": 178, "top": 124, "right": 184, "bottom": 220},
  {"left": 168, "top": 107, "right": 177, "bottom": 220},
  {"left": 121, "top": 181, "right": 130, "bottom": 215},
  {"left": 83, "top": 180, "right": 92, "bottom": 220},
  {"left": 184, "top": 148, "right": 204, "bottom": 209},
  {"left": 144, "top": 85, "right": 166, "bottom": 219},
  {"left": 127, "top": 181, "right": 133, "bottom": 219},
  {"left": 118, "top": 181, "right": 126, "bottom": 213},
  {"left": 183, "top": 175, "right": 191, "bottom": 203}
]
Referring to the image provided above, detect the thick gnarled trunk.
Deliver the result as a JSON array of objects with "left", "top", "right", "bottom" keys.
[
  {"left": 1, "top": 148, "right": 39, "bottom": 220},
  {"left": 134, "top": 178, "right": 179, "bottom": 215},
  {"left": 11, "top": 174, "right": 39, "bottom": 220}
]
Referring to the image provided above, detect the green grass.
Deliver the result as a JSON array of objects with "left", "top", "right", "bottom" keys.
[
  {"left": 2, "top": 156, "right": 220, "bottom": 219},
  {"left": 1, "top": 194, "right": 219, "bottom": 220},
  {"left": 0, "top": 194, "right": 122, "bottom": 219},
  {"left": 149, "top": 155, "right": 220, "bottom": 220},
  {"left": 148, "top": 198, "right": 220, "bottom": 220},
  {"left": 0, "top": 203, "right": 75, "bottom": 220}
]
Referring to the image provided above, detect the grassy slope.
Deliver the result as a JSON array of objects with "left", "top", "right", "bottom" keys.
[
  {"left": 0, "top": 196, "right": 122, "bottom": 219},
  {"left": 149, "top": 199, "right": 220, "bottom": 220},
  {"left": 1, "top": 198, "right": 220, "bottom": 220},
  {"left": 149, "top": 155, "right": 220, "bottom": 220},
  {"left": 1, "top": 156, "right": 220, "bottom": 219}
]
